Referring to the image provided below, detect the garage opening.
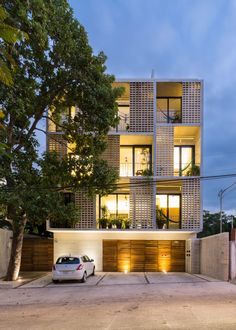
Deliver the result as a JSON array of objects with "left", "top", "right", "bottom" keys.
[{"left": 103, "top": 240, "right": 185, "bottom": 272}]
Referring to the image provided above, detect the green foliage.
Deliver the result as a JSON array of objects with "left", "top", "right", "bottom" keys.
[
  {"left": 0, "top": 0, "right": 121, "bottom": 279},
  {"left": 0, "top": 5, "right": 28, "bottom": 86},
  {"left": 186, "top": 164, "right": 200, "bottom": 176},
  {"left": 198, "top": 210, "right": 236, "bottom": 238}
]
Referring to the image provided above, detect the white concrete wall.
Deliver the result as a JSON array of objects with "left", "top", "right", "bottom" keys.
[
  {"left": 0, "top": 229, "right": 12, "bottom": 278},
  {"left": 200, "top": 233, "right": 229, "bottom": 281},
  {"left": 53, "top": 231, "right": 196, "bottom": 271},
  {"left": 230, "top": 241, "right": 236, "bottom": 280},
  {"left": 185, "top": 238, "right": 200, "bottom": 274}
]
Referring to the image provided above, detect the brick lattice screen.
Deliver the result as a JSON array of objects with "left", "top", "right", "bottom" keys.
[
  {"left": 182, "top": 82, "right": 201, "bottom": 124},
  {"left": 75, "top": 191, "right": 96, "bottom": 229},
  {"left": 47, "top": 133, "right": 67, "bottom": 158},
  {"left": 181, "top": 178, "right": 201, "bottom": 230},
  {"left": 129, "top": 178, "right": 155, "bottom": 229},
  {"left": 129, "top": 82, "right": 154, "bottom": 132},
  {"left": 156, "top": 126, "right": 174, "bottom": 176},
  {"left": 102, "top": 135, "right": 120, "bottom": 172}
]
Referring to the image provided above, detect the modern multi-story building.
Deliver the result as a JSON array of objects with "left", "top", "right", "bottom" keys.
[{"left": 47, "top": 79, "right": 203, "bottom": 273}]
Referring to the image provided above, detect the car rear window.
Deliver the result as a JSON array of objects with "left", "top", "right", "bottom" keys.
[{"left": 56, "top": 257, "right": 80, "bottom": 264}]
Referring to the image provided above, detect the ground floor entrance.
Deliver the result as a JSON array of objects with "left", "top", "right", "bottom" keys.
[{"left": 103, "top": 240, "right": 185, "bottom": 272}]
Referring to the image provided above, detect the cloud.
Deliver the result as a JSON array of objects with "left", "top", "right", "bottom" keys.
[{"left": 67, "top": 0, "right": 236, "bottom": 212}]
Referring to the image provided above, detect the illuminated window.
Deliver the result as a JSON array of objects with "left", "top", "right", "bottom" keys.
[
  {"left": 120, "top": 146, "right": 152, "bottom": 177},
  {"left": 100, "top": 194, "right": 129, "bottom": 220},
  {"left": 157, "top": 97, "right": 182, "bottom": 123},
  {"left": 174, "top": 146, "right": 194, "bottom": 176},
  {"left": 156, "top": 194, "right": 180, "bottom": 229}
]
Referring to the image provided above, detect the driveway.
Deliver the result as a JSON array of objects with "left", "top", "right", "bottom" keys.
[
  {"left": 3, "top": 271, "right": 216, "bottom": 289},
  {"left": 0, "top": 273, "right": 236, "bottom": 329}
]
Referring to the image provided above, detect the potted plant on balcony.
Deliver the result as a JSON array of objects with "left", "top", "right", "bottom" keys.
[
  {"left": 99, "top": 217, "right": 107, "bottom": 229},
  {"left": 142, "top": 168, "right": 153, "bottom": 177},
  {"left": 123, "top": 218, "right": 130, "bottom": 229},
  {"left": 186, "top": 164, "right": 200, "bottom": 176},
  {"left": 107, "top": 218, "right": 113, "bottom": 229},
  {"left": 112, "top": 218, "right": 122, "bottom": 229}
]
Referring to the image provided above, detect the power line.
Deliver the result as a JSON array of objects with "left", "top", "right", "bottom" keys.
[{"left": 2, "top": 172, "right": 236, "bottom": 192}]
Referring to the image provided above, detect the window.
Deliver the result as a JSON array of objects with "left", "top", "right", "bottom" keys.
[
  {"left": 174, "top": 146, "right": 194, "bottom": 176},
  {"left": 156, "top": 194, "right": 181, "bottom": 229},
  {"left": 62, "top": 192, "right": 75, "bottom": 205},
  {"left": 100, "top": 194, "right": 129, "bottom": 220},
  {"left": 157, "top": 97, "right": 182, "bottom": 123},
  {"left": 120, "top": 146, "right": 152, "bottom": 176},
  {"left": 56, "top": 257, "right": 80, "bottom": 264}
]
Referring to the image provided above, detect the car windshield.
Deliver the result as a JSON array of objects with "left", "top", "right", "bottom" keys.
[{"left": 56, "top": 257, "right": 80, "bottom": 264}]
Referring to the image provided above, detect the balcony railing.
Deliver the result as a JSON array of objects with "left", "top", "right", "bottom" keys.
[{"left": 120, "top": 163, "right": 153, "bottom": 177}]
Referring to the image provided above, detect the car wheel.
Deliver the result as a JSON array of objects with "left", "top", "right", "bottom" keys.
[
  {"left": 91, "top": 267, "right": 95, "bottom": 276},
  {"left": 81, "top": 272, "right": 87, "bottom": 283},
  {"left": 53, "top": 280, "right": 59, "bottom": 284}
]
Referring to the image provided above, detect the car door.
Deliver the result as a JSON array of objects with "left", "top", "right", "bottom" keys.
[
  {"left": 81, "top": 256, "right": 89, "bottom": 274},
  {"left": 84, "top": 255, "right": 93, "bottom": 275}
]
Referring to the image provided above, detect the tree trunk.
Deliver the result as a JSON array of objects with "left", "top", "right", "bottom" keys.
[{"left": 5, "top": 214, "right": 27, "bottom": 281}]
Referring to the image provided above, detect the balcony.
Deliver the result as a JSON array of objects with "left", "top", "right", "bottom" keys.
[
  {"left": 120, "top": 145, "right": 152, "bottom": 177},
  {"left": 157, "top": 97, "right": 182, "bottom": 124},
  {"left": 120, "top": 162, "right": 153, "bottom": 177}
]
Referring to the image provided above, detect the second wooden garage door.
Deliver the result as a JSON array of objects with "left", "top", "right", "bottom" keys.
[{"left": 103, "top": 240, "right": 185, "bottom": 272}]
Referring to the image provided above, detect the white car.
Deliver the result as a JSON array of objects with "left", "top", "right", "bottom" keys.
[{"left": 52, "top": 255, "right": 95, "bottom": 283}]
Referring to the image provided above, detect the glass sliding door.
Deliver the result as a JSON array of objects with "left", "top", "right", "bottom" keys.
[
  {"left": 120, "top": 145, "right": 152, "bottom": 176},
  {"left": 100, "top": 194, "right": 130, "bottom": 220},
  {"left": 156, "top": 194, "right": 181, "bottom": 229},
  {"left": 120, "top": 147, "right": 133, "bottom": 177},
  {"left": 134, "top": 147, "right": 151, "bottom": 176},
  {"left": 174, "top": 146, "right": 194, "bottom": 176}
]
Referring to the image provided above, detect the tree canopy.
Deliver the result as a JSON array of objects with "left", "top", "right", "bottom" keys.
[{"left": 0, "top": 0, "right": 121, "bottom": 280}]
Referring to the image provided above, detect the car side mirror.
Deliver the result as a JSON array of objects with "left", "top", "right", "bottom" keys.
[{"left": 90, "top": 259, "right": 94, "bottom": 262}]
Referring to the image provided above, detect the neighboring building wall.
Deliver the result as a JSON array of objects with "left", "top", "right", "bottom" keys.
[
  {"left": 230, "top": 240, "right": 236, "bottom": 281},
  {"left": 0, "top": 229, "right": 12, "bottom": 278},
  {"left": 200, "top": 233, "right": 229, "bottom": 281}
]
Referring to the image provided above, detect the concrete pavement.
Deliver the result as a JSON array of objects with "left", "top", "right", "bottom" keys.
[
  {"left": 0, "top": 271, "right": 213, "bottom": 289},
  {"left": 1, "top": 278, "right": 236, "bottom": 329}
]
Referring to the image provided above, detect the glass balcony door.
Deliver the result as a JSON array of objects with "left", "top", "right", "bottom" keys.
[
  {"left": 120, "top": 146, "right": 152, "bottom": 177},
  {"left": 100, "top": 194, "right": 130, "bottom": 220},
  {"left": 174, "top": 146, "right": 194, "bottom": 176},
  {"left": 156, "top": 194, "right": 181, "bottom": 229},
  {"left": 157, "top": 97, "right": 182, "bottom": 123}
]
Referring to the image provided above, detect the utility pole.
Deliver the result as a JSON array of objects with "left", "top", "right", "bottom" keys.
[{"left": 218, "top": 182, "right": 236, "bottom": 233}]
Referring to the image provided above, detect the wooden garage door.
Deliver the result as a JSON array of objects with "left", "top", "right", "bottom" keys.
[
  {"left": 21, "top": 237, "right": 53, "bottom": 271},
  {"left": 103, "top": 240, "right": 185, "bottom": 272}
]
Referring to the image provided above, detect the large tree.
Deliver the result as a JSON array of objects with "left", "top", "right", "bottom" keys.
[
  {"left": 0, "top": 5, "right": 27, "bottom": 86},
  {"left": 0, "top": 0, "right": 121, "bottom": 281}
]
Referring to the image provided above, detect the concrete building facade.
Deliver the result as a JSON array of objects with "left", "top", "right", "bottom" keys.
[{"left": 47, "top": 79, "right": 203, "bottom": 272}]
